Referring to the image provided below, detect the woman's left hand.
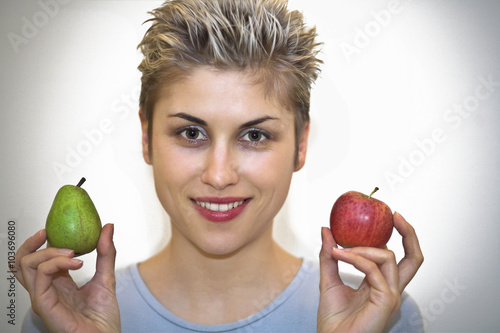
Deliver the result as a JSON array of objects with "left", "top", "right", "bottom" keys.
[{"left": 317, "top": 212, "right": 424, "bottom": 333}]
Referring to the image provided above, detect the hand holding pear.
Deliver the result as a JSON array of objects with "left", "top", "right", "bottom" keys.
[{"left": 46, "top": 177, "right": 102, "bottom": 256}]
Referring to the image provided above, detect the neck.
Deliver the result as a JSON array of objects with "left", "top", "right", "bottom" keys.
[
  {"left": 139, "top": 222, "right": 302, "bottom": 324},
  {"left": 164, "top": 223, "right": 295, "bottom": 293}
]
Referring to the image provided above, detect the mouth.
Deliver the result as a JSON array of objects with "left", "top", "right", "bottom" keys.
[
  {"left": 194, "top": 199, "right": 245, "bottom": 212},
  {"left": 191, "top": 197, "right": 250, "bottom": 222}
]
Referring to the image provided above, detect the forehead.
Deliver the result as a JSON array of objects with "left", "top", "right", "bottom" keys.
[{"left": 154, "top": 67, "right": 294, "bottom": 121}]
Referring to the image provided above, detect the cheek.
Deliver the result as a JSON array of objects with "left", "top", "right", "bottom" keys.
[
  {"left": 239, "top": 146, "right": 295, "bottom": 194},
  {"left": 150, "top": 141, "right": 201, "bottom": 202}
]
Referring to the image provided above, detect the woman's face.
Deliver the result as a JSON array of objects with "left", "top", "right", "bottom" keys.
[{"left": 141, "top": 68, "right": 308, "bottom": 256}]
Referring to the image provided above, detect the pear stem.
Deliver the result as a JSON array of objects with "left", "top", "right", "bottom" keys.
[
  {"left": 76, "top": 177, "right": 86, "bottom": 188},
  {"left": 369, "top": 187, "right": 379, "bottom": 198}
]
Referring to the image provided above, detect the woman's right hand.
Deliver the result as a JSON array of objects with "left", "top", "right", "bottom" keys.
[{"left": 11, "top": 223, "right": 120, "bottom": 333}]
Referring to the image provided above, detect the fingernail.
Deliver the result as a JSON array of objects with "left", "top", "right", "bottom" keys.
[
  {"left": 35, "top": 229, "right": 44, "bottom": 237},
  {"left": 58, "top": 248, "right": 73, "bottom": 255},
  {"left": 71, "top": 259, "right": 83, "bottom": 265}
]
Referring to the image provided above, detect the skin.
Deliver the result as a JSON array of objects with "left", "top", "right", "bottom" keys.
[
  {"left": 13, "top": 225, "right": 120, "bottom": 333},
  {"left": 318, "top": 212, "right": 424, "bottom": 332},
  {"left": 138, "top": 68, "right": 306, "bottom": 324},
  {"left": 11, "top": 68, "right": 423, "bottom": 333}
]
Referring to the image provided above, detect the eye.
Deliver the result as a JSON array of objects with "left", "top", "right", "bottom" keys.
[
  {"left": 241, "top": 129, "right": 270, "bottom": 143},
  {"left": 178, "top": 126, "right": 207, "bottom": 141}
]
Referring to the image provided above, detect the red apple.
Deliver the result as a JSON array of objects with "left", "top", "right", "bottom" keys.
[{"left": 330, "top": 187, "right": 393, "bottom": 248}]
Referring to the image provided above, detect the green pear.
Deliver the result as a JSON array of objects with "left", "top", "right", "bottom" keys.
[{"left": 45, "top": 177, "right": 102, "bottom": 256}]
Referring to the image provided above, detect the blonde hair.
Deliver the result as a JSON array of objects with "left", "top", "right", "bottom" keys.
[{"left": 137, "top": 0, "right": 322, "bottom": 161}]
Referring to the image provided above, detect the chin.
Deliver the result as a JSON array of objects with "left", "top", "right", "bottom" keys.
[
  {"left": 189, "top": 227, "right": 260, "bottom": 259},
  {"left": 171, "top": 210, "right": 272, "bottom": 258},
  {"left": 194, "top": 238, "right": 245, "bottom": 258}
]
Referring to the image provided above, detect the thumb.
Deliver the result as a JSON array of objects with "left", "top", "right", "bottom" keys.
[
  {"left": 94, "top": 223, "right": 117, "bottom": 288},
  {"left": 319, "top": 227, "right": 343, "bottom": 292}
]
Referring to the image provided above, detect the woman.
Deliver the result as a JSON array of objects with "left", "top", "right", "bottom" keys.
[{"left": 14, "top": 1, "right": 424, "bottom": 332}]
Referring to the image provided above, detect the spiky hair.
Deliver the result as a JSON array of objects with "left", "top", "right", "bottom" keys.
[{"left": 137, "top": 0, "right": 322, "bottom": 158}]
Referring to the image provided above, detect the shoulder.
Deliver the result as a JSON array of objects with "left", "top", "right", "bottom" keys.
[
  {"left": 284, "top": 258, "right": 321, "bottom": 304},
  {"left": 115, "top": 264, "right": 138, "bottom": 296},
  {"left": 271, "top": 258, "right": 320, "bottom": 319},
  {"left": 114, "top": 264, "right": 151, "bottom": 312},
  {"left": 114, "top": 264, "right": 184, "bottom": 332}
]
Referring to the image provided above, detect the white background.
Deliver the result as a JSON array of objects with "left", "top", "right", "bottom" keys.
[{"left": 1, "top": 1, "right": 499, "bottom": 332}]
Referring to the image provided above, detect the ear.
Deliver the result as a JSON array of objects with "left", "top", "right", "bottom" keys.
[
  {"left": 139, "top": 109, "right": 152, "bottom": 165},
  {"left": 294, "top": 122, "right": 309, "bottom": 172}
]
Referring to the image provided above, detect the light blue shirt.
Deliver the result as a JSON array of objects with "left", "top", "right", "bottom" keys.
[{"left": 23, "top": 259, "right": 423, "bottom": 332}]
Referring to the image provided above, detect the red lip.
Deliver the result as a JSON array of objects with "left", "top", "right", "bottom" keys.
[{"left": 191, "top": 197, "right": 250, "bottom": 223}]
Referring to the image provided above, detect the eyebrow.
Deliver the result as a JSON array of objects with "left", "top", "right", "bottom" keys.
[
  {"left": 168, "top": 112, "right": 278, "bottom": 128},
  {"left": 168, "top": 112, "right": 207, "bottom": 126},
  {"left": 239, "top": 116, "right": 278, "bottom": 129}
]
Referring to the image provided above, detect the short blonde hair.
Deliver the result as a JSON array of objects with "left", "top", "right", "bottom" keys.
[{"left": 137, "top": 0, "right": 322, "bottom": 160}]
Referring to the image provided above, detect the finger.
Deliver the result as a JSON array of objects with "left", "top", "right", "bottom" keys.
[
  {"left": 34, "top": 256, "right": 83, "bottom": 306},
  {"left": 332, "top": 248, "right": 402, "bottom": 314},
  {"left": 394, "top": 212, "right": 424, "bottom": 292},
  {"left": 93, "top": 224, "right": 117, "bottom": 290},
  {"left": 342, "top": 247, "right": 399, "bottom": 296},
  {"left": 331, "top": 248, "right": 392, "bottom": 295},
  {"left": 33, "top": 256, "right": 83, "bottom": 316},
  {"left": 319, "top": 227, "right": 343, "bottom": 292},
  {"left": 14, "top": 229, "right": 47, "bottom": 287},
  {"left": 20, "top": 247, "right": 75, "bottom": 294}
]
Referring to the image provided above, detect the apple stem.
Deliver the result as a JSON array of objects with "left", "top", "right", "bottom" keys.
[
  {"left": 76, "top": 177, "right": 86, "bottom": 188},
  {"left": 369, "top": 187, "right": 379, "bottom": 198}
]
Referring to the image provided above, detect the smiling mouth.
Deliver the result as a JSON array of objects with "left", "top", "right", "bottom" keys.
[
  {"left": 191, "top": 198, "right": 250, "bottom": 222},
  {"left": 194, "top": 200, "right": 246, "bottom": 212}
]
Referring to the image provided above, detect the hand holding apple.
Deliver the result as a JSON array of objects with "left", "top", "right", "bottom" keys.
[{"left": 330, "top": 187, "right": 393, "bottom": 248}]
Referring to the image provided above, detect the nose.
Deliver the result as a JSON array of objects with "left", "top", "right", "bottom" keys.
[{"left": 201, "top": 143, "right": 239, "bottom": 190}]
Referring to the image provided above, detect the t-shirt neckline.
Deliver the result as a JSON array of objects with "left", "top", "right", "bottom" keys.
[{"left": 129, "top": 258, "right": 313, "bottom": 332}]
